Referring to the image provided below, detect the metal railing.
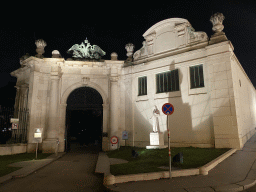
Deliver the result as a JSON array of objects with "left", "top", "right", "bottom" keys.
[
  {"left": 0, "top": 106, "right": 14, "bottom": 144},
  {"left": 8, "top": 108, "right": 29, "bottom": 144}
]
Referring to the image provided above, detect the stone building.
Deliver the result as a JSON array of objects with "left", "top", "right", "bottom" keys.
[{"left": 10, "top": 13, "right": 256, "bottom": 153}]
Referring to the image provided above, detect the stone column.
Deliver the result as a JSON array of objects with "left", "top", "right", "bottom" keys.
[
  {"left": 102, "top": 103, "right": 109, "bottom": 151},
  {"left": 19, "top": 85, "right": 29, "bottom": 143},
  {"left": 109, "top": 76, "right": 120, "bottom": 150},
  {"left": 102, "top": 103, "right": 109, "bottom": 133},
  {"left": 42, "top": 67, "right": 60, "bottom": 153},
  {"left": 20, "top": 85, "right": 29, "bottom": 110},
  {"left": 14, "top": 86, "right": 21, "bottom": 118},
  {"left": 59, "top": 103, "right": 67, "bottom": 152},
  {"left": 47, "top": 76, "right": 59, "bottom": 139},
  {"left": 12, "top": 86, "right": 21, "bottom": 142}
]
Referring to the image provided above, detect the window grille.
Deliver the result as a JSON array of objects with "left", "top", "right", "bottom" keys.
[
  {"left": 190, "top": 65, "right": 204, "bottom": 89},
  {"left": 138, "top": 76, "right": 147, "bottom": 96},
  {"left": 156, "top": 69, "right": 179, "bottom": 93}
]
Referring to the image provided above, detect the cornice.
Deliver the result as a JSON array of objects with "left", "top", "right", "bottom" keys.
[
  {"left": 104, "top": 60, "right": 124, "bottom": 65},
  {"left": 132, "top": 41, "right": 208, "bottom": 65},
  {"left": 205, "top": 40, "right": 233, "bottom": 50},
  {"left": 10, "top": 65, "right": 30, "bottom": 78},
  {"left": 20, "top": 56, "right": 42, "bottom": 65}
]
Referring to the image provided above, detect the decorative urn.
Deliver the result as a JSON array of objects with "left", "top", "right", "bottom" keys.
[
  {"left": 125, "top": 43, "right": 135, "bottom": 58},
  {"left": 210, "top": 13, "right": 225, "bottom": 34},
  {"left": 35, "top": 39, "right": 47, "bottom": 58}
]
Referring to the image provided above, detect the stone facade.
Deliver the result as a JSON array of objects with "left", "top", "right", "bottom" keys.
[
  {"left": 11, "top": 57, "right": 124, "bottom": 152},
  {"left": 10, "top": 15, "right": 256, "bottom": 153}
]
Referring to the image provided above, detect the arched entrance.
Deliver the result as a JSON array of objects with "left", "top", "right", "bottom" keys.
[{"left": 65, "top": 87, "right": 103, "bottom": 152}]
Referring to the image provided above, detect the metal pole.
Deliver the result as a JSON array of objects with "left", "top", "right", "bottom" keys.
[
  {"left": 55, "top": 141, "right": 57, "bottom": 156},
  {"left": 167, "top": 114, "right": 171, "bottom": 178},
  {"left": 36, "top": 142, "right": 38, "bottom": 159}
]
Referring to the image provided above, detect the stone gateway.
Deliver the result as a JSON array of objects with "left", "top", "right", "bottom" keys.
[{"left": 10, "top": 13, "right": 256, "bottom": 153}]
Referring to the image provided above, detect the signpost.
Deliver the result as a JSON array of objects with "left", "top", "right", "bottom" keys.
[
  {"left": 33, "top": 128, "right": 43, "bottom": 159},
  {"left": 122, "top": 131, "right": 128, "bottom": 146},
  {"left": 162, "top": 103, "right": 174, "bottom": 179}
]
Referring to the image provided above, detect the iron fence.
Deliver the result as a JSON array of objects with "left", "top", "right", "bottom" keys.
[
  {"left": 0, "top": 106, "right": 14, "bottom": 144},
  {"left": 7, "top": 108, "right": 29, "bottom": 144},
  {"left": 0, "top": 105, "right": 29, "bottom": 144}
]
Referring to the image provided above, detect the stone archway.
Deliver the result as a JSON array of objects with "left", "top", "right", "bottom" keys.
[
  {"left": 65, "top": 86, "right": 103, "bottom": 152},
  {"left": 59, "top": 82, "right": 109, "bottom": 152}
]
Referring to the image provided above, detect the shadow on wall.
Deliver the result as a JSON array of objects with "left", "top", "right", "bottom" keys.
[
  {"left": 126, "top": 61, "right": 256, "bottom": 150},
  {"left": 128, "top": 63, "right": 193, "bottom": 148}
]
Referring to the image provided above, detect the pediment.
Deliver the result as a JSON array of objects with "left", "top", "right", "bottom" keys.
[
  {"left": 133, "top": 18, "right": 208, "bottom": 61},
  {"left": 143, "top": 18, "right": 190, "bottom": 37}
]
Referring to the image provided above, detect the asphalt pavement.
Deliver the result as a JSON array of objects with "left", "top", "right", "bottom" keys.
[
  {"left": 2, "top": 134, "right": 256, "bottom": 192},
  {"left": 0, "top": 142, "right": 111, "bottom": 192}
]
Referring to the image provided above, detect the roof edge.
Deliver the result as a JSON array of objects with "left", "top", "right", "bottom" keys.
[{"left": 143, "top": 18, "right": 190, "bottom": 37}]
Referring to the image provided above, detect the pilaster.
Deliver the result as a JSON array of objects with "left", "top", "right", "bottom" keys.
[
  {"left": 109, "top": 76, "right": 120, "bottom": 150},
  {"left": 207, "top": 43, "right": 241, "bottom": 150},
  {"left": 58, "top": 103, "right": 67, "bottom": 152},
  {"left": 42, "top": 66, "right": 61, "bottom": 153}
]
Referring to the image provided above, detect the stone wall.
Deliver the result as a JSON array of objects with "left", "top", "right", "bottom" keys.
[
  {"left": 231, "top": 54, "right": 256, "bottom": 149},
  {"left": 0, "top": 144, "right": 27, "bottom": 155}
]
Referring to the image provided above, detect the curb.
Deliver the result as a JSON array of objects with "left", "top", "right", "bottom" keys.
[
  {"left": 0, "top": 152, "right": 66, "bottom": 184},
  {"left": 100, "top": 147, "right": 256, "bottom": 192},
  {"left": 100, "top": 148, "right": 237, "bottom": 185}
]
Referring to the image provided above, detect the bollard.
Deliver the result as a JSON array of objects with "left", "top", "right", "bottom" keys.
[{"left": 55, "top": 139, "right": 59, "bottom": 156}]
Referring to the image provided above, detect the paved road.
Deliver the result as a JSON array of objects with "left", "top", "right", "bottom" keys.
[
  {"left": 241, "top": 184, "right": 256, "bottom": 191},
  {"left": 0, "top": 142, "right": 111, "bottom": 192}
]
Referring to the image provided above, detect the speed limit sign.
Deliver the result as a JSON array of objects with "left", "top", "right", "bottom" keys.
[{"left": 110, "top": 136, "right": 118, "bottom": 144}]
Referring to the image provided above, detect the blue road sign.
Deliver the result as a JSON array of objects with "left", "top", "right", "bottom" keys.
[{"left": 162, "top": 103, "right": 174, "bottom": 115}]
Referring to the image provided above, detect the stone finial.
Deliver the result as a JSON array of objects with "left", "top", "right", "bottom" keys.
[
  {"left": 125, "top": 43, "right": 135, "bottom": 58},
  {"left": 52, "top": 50, "right": 61, "bottom": 58},
  {"left": 210, "top": 13, "right": 225, "bottom": 34},
  {"left": 111, "top": 52, "right": 118, "bottom": 60},
  {"left": 35, "top": 39, "right": 47, "bottom": 58}
]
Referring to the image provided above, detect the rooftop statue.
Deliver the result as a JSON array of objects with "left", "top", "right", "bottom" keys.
[{"left": 67, "top": 39, "right": 106, "bottom": 60}]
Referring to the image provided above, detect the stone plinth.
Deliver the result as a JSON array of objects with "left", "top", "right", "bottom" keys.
[
  {"left": 146, "top": 132, "right": 168, "bottom": 149},
  {"left": 42, "top": 139, "right": 58, "bottom": 153},
  {"left": 102, "top": 137, "right": 109, "bottom": 151}
]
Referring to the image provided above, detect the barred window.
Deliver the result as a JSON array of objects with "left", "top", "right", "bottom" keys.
[
  {"left": 138, "top": 76, "right": 147, "bottom": 96},
  {"left": 156, "top": 69, "right": 179, "bottom": 93},
  {"left": 190, "top": 65, "right": 204, "bottom": 89}
]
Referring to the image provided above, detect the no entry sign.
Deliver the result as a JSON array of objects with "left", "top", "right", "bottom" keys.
[
  {"left": 110, "top": 136, "right": 118, "bottom": 144},
  {"left": 162, "top": 103, "right": 174, "bottom": 115}
]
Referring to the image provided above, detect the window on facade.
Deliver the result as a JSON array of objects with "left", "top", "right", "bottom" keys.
[
  {"left": 156, "top": 69, "right": 179, "bottom": 93},
  {"left": 190, "top": 64, "right": 204, "bottom": 89},
  {"left": 138, "top": 76, "right": 147, "bottom": 96}
]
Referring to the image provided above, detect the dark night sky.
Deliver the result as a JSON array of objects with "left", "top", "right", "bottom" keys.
[{"left": 0, "top": 0, "right": 256, "bottom": 106}]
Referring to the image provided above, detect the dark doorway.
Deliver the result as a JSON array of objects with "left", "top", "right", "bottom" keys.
[{"left": 65, "top": 87, "right": 103, "bottom": 153}]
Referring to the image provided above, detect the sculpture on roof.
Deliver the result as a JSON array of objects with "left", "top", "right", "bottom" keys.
[
  {"left": 210, "top": 12, "right": 225, "bottom": 34},
  {"left": 133, "top": 18, "right": 209, "bottom": 61},
  {"left": 67, "top": 38, "right": 106, "bottom": 60}
]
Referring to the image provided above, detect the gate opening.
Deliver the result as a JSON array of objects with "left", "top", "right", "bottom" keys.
[{"left": 65, "top": 87, "right": 103, "bottom": 152}]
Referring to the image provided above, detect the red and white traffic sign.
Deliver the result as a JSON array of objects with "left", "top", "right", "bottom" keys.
[
  {"left": 12, "top": 123, "right": 18, "bottom": 129},
  {"left": 110, "top": 136, "right": 118, "bottom": 144},
  {"left": 162, "top": 103, "right": 174, "bottom": 115}
]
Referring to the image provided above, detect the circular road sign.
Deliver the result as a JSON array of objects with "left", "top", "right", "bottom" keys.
[
  {"left": 162, "top": 103, "right": 174, "bottom": 115},
  {"left": 110, "top": 136, "right": 118, "bottom": 144}
]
